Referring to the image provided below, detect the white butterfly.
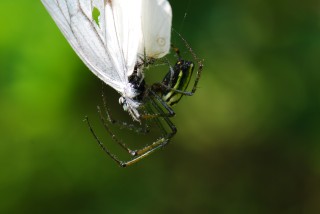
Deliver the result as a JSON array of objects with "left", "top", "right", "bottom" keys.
[{"left": 41, "top": 0, "right": 172, "bottom": 121}]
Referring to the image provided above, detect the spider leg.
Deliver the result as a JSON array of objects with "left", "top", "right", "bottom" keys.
[
  {"left": 135, "top": 95, "right": 176, "bottom": 155},
  {"left": 85, "top": 95, "right": 177, "bottom": 167},
  {"left": 140, "top": 89, "right": 176, "bottom": 120},
  {"left": 83, "top": 86, "right": 151, "bottom": 166},
  {"left": 121, "top": 138, "right": 169, "bottom": 167},
  {"left": 84, "top": 116, "right": 127, "bottom": 167},
  {"left": 171, "top": 30, "right": 204, "bottom": 95},
  {"left": 86, "top": 109, "right": 158, "bottom": 167},
  {"left": 97, "top": 106, "right": 137, "bottom": 156},
  {"left": 120, "top": 96, "right": 177, "bottom": 167},
  {"left": 155, "top": 83, "right": 195, "bottom": 96}
]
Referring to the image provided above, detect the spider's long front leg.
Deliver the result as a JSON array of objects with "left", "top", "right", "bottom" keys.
[{"left": 84, "top": 116, "right": 127, "bottom": 167}]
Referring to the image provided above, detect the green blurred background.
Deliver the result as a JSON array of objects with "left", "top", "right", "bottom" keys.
[{"left": 1, "top": 0, "right": 320, "bottom": 213}]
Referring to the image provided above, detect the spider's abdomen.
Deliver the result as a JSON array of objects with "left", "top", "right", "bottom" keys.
[{"left": 162, "top": 60, "right": 194, "bottom": 106}]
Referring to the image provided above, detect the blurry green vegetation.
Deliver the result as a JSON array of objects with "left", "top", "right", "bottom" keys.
[{"left": 1, "top": 0, "right": 320, "bottom": 213}]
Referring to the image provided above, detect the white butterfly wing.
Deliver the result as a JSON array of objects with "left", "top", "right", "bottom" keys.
[
  {"left": 139, "top": 0, "right": 172, "bottom": 59},
  {"left": 105, "top": 0, "right": 142, "bottom": 77},
  {"left": 42, "top": 0, "right": 143, "bottom": 93}
]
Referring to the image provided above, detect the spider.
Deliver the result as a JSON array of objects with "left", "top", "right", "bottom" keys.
[{"left": 85, "top": 34, "right": 203, "bottom": 167}]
